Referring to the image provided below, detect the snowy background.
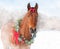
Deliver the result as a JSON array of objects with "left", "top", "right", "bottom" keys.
[{"left": 0, "top": 0, "right": 60, "bottom": 49}]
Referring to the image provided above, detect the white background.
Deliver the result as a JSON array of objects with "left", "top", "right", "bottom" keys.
[{"left": 31, "top": 31, "right": 60, "bottom": 49}]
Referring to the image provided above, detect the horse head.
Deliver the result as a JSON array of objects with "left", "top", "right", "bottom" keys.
[{"left": 27, "top": 3, "right": 38, "bottom": 34}]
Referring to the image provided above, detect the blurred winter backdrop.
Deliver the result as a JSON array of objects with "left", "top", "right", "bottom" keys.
[{"left": 0, "top": 0, "right": 60, "bottom": 49}]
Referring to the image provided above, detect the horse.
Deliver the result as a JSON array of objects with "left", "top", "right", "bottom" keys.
[{"left": 1, "top": 3, "right": 38, "bottom": 49}]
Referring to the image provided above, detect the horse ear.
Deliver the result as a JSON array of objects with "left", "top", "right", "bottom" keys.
[
  {"left": 27, "top": 3, "right": 30, "bottom": 10},
  {"left": 35, "top": 3, "right": 38, "bottom": 10}
]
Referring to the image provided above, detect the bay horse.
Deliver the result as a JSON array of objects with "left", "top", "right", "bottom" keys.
[{"left": 1, "top": 3, "right": 38, "bottom": 49}]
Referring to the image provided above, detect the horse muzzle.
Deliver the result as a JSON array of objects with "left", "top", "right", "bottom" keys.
[{"left": 30, "top": 28, "right": 36, "bottom": 33}]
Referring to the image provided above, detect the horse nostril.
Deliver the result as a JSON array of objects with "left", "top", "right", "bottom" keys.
[
  {"left": 30, "top": 28, "right": 33, "bottom": 31},
  {"left": 34, "top": 28, "right": 36, "bottom": 32},
  {"left": 30, "top": 28, "right": 34, "bottom": 33}
]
